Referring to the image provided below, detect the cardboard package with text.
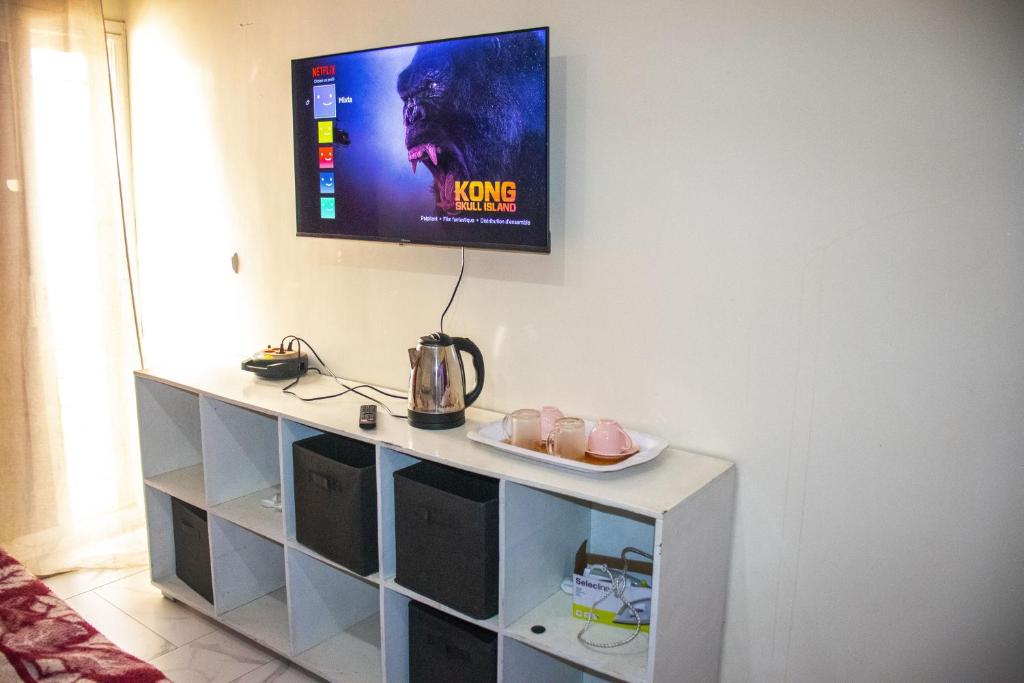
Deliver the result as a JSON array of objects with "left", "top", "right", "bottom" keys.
[{"left": 571, "top": 541, "right": 653, "bottom": 631}]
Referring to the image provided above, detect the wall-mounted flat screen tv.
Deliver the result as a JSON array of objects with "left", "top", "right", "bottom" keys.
[{"left": 291, "top": 27, "right": 549, "bottom": 252}]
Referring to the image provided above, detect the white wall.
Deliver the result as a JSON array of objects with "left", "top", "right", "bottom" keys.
[
  {"left": 124, "top": 1, "right": 1024, "bottom": 680},
  {"left": 101, "top": 0, "right": 128, "bottom": 21}
]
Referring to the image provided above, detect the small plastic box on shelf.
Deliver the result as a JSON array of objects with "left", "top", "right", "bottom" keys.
[
  {"left": 409, "top": 601, "right": 497, "bottom": 683},
  {"left": 170, "top": 497, "right": 213, "bottom": 604},
  {"left": 394, "top": 461, "right": 499, "bottom": 619},
  {"left": 293, "top": 432, "right": 378, "bottom": 575}
]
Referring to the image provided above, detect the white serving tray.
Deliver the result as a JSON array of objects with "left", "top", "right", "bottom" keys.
[{"left": 467, "top": 420, "right": 668, "bottom": 473}]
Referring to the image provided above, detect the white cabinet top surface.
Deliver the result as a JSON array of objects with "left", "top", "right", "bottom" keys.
[{"left": 136, "top": 366, "right": 732, "bottom": 518}]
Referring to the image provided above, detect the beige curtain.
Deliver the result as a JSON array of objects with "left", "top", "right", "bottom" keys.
[{"left": 0, "top": 0, "right": 145, "bottom": 576}]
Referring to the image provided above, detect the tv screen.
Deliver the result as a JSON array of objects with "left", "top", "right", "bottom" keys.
[{"left": 291, "top": 27, "right": 549, "bottom": 252}]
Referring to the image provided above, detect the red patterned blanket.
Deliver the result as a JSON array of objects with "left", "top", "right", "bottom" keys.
[{"left": 0, "top": 548, "right": 168, "bottom": 682}]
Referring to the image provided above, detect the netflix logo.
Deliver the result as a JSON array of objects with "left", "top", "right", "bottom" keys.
[{"left": 312, "top": 65, "right": 335, "bottom": 78}]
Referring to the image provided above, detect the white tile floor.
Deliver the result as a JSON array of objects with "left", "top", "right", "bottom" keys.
[{"left": 42, "top": 567, "right": 321, "bottom": 682}]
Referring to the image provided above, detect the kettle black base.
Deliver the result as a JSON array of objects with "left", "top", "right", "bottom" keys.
[
  {"left": 408, "top": 408, "right": 466, "bottom": 430},
  {"left": 407, "top": 332, "right": 484, "bottom": 432}
]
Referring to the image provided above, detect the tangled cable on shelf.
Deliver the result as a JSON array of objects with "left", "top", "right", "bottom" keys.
[
  {"left": 576, "top": 546, "right": 654, "bottom": 649},
  {"left": 276, "top": 335, "right": 409, "bottom": 419}
]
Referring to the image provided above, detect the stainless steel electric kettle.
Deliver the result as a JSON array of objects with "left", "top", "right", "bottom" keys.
[{"left": 407, "top": 333, "right": 484, "bottom": 429}]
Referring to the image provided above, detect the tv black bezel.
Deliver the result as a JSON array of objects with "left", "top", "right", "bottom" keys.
[{"left": 290, "top": 26, "right": 551, "bottom": 253}]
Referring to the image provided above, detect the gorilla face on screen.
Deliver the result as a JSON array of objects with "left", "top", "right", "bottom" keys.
[{"left": 397, "top": 32, "right": 546, "bottom": 215}]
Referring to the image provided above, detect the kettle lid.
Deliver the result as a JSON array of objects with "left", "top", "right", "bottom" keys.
[{"left": 418, "top": 332, "right": 453, "bottom": 347}]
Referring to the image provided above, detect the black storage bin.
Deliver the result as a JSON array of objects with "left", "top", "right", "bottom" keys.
[
  {"left": 394, "top": 461, "right": 498, "bottom": 619},
  {"left": 171, "top": 497, "right": 213, "bottom": 604},
  {"left": 409, "top": 601, "right": 497, "bottom": 683},
  {"left": 293, "top": 432, "right": 378, "bottom": 575}
]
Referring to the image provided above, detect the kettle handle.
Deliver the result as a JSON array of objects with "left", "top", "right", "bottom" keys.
[{"left": 453, "top": 337, "right": 485, "bottom": 407}]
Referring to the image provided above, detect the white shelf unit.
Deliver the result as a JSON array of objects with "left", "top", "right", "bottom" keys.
[{"left": 135, "top": 369, "right": 736, "bottom": 682}]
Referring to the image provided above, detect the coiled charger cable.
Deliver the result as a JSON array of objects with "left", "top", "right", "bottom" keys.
[{"left": 577, "top": 546, "right": 654, "bottom": 649}]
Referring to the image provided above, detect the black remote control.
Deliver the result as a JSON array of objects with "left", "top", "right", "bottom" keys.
[{"left": 359, "top": 404, "right": 377, "bottom": 429}]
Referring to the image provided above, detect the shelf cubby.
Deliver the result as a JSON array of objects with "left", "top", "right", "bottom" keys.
[
  {"left": 143, "top": 486, "right": 215, "bottom": 616},
  {"left": 284, "top": 420, "right": 382, "bottom": 582},
  {"left": 200, "top": 396, "right": 279, "bottom": 507},
  {"left": 501, "top": 483, "right": 655, "bottom": 682},
  {"left": 378, "top": 447, "right": 503, "bottom": 630},
  {"left": 210, "top": 516, "right": 290, "bottom": 654},
  {"left": 287, "top": 547, "right": 382, "bottom": 680},
  {"left": 137, "top": 377, "right": 205, "bottom": 508}
]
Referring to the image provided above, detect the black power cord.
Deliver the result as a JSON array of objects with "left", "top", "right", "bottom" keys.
[
  {"left": 439, "top": 247, "right": 466, "bottom": 336},
  {"left": 278, "top": 335, "right": 408, "bottom": 419}
]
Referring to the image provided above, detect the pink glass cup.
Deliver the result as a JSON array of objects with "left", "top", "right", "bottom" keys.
[
  {"left": 587, "top": 419, "right": 635, "bottom": 456},
  {"left": 502, "top": 408, "right": 542, "bottom": 449},
  {"left": 545, "top": 417, "right": 586, "bottom": 460}
]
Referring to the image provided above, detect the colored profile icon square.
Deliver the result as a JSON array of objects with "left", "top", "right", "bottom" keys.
[
  {"left": 319, "top": 146, "right": 334, "bottom": 169},
  {"left": 313, "top": 84, "right": 336, "bottom": 119},
  {"left": 320, "top": 197, "right": 336, "bottom": 219},
  {"left": 320, "top": 172, "right": 335, "bottom": 194},
  {"left": 318, "top": 121, "right": 333, "bottom": 143}
]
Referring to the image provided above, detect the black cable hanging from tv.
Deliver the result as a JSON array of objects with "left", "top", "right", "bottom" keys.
[{"left": 439, "top": 247, "right": 466, "bottom": 336}]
